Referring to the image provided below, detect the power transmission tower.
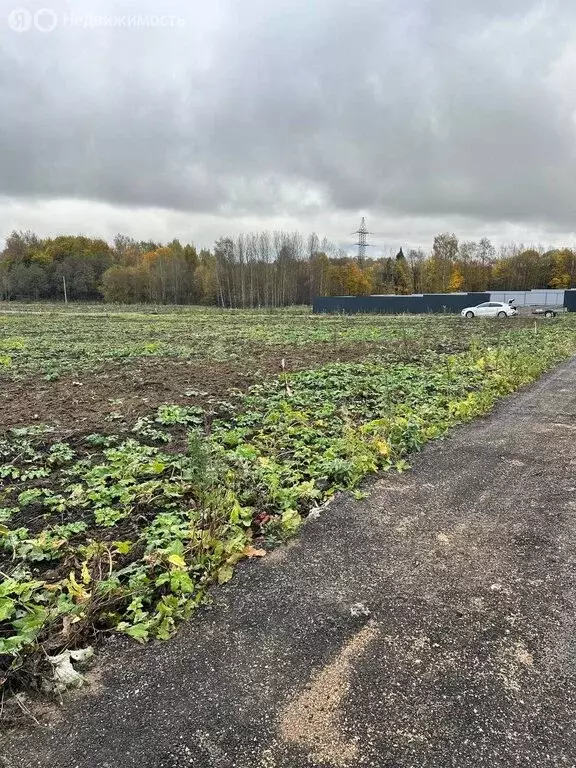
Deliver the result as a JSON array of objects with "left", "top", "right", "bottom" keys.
[{"left": 353, "top": 217, "right": 373, "bottom": 263}]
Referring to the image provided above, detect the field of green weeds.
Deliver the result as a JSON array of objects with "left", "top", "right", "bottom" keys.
[{"left": 2, "top": 303, "right": 576, "bottom": 693}]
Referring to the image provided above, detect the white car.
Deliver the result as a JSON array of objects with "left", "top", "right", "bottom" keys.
[{"left": 461, "top": 301, "right": 518, "bottom": 319}]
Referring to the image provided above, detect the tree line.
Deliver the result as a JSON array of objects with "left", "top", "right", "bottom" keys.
[{"left": 1, "top": 230, "right": 575, "bottom": 306}]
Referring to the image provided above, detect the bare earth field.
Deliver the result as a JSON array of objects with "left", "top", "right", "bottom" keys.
[{"left": 0, "top": 345, "right": 382, "bottom": 433}]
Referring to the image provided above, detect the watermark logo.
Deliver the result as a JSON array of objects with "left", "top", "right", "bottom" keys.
[
  {"left": 6, "top": 7, "right": 186, "bottom": 32},
  {"left": 7, "top": 7, "right": 32, "bottom": 32},
  {"left": 34, "top": 7, "right": 58, "bottom": 32}
]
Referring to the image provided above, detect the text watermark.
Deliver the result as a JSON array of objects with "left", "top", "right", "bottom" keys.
[{"left": 7, "top": 8, "right": 186, "bottom": 33}]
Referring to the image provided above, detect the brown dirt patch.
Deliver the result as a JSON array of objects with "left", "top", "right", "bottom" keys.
[
  {"left": 0, "top": 342, "right": 382, "bottom": 434},
  {"left": 278, "top": 621, "right": 379, "bottom": 766}
]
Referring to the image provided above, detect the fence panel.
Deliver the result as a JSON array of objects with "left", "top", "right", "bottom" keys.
[
  {"left": 490, "top": 290, "right": 566, "bottom": 307},
  {"left": 313, "top": 293, "right": 490, "bottom": 315},
  {"left": 565, "top": 290, "right": 576, "bottom": 311}
]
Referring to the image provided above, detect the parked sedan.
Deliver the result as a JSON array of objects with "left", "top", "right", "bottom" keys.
[{"left": 461, "top": 301, "right": 518, "bottom": 318}]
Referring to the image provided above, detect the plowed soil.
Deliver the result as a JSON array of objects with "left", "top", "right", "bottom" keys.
[{"left": 0, "top": 342, "right": 381, "bottom": 434}]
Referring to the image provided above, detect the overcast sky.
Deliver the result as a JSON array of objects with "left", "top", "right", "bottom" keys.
[{"left": 1, "top": 0, "right": 576, "bottom": 255}]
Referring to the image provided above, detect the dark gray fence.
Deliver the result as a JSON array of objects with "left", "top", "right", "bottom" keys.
[
  {"left": 564, "top": 290, "right": 576, "bottom": 311},
  {"left": 313, "top": 293, "right": 490, "bottom": 315}
]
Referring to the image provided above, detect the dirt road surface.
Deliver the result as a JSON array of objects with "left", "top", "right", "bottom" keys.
[{"left": 4, "top": 357, "right": 576, "bottom": 767}]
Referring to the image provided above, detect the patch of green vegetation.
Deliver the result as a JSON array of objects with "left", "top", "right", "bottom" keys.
[
  {"left": 2, "top": 314, "right": 576, "bottom": 691},
  {"left": 0, "top": 302, "right": 540, "bottom": 380}
]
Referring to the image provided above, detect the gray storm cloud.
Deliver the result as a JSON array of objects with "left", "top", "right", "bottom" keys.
[{"left": 1, "top": 0, "right": 576, "bottom": 242}]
